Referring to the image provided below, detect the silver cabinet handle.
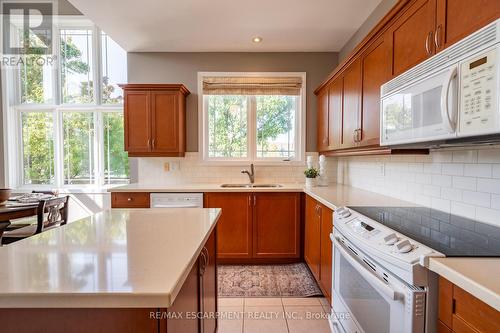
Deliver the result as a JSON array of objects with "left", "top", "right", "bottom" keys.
[
  {"left": 425, "top": 31, "right": 433, "bottom": 55},
  {"left": 152, "top": 138, "right": 155, "bottom": 148},
  {"left": 147, "top": 139, "right": 150, "bottom": 148},
  {"left": 434, "top": 25, "right": 442, "bottom": 50}
]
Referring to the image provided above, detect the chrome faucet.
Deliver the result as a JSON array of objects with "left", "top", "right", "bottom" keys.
[{"left": 241, "top": 164, "right": 255, "bottom": 184}]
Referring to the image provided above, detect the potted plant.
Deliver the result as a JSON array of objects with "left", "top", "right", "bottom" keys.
[{"left": 304, "top": 168, "right": 319, "bottom": 187}]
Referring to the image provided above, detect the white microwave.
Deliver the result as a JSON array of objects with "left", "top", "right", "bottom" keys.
[{"left": 381, "top": 19, "right": 500, "bottom": 146}]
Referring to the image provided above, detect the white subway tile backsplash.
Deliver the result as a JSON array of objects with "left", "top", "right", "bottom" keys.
[
  {"left": 491, "top": 194, "right": 500, "bottom": 210},
  {"left": 477, "top": 178, "right": 500, "bottom": 194},
  {"left": 493, "top": 165, "right": 500, "bottom": 178},
  {"left": 476, "top": 207, "right": 500, "bottom": 226},
  {"left": 478, "top": 149, "right": 500, "bottom": 163},
  {"left": 452, "top": 176, "right": 477, "bottom": 191},
  {"left": 442, "top": 163, "right": 464, "bottom": 176},
  {"left": 452, "top": 150, "right": 477, "bottom": 163},
  {"left": 338, "top": 147, "right": 500, "bottom": 227},
  {"left": 462, "top": 191, "right": 491, "bottom": 208},
  {"left": 463, "top": 164, "right": 492, "bottom": 178},
  {"left": 441, "top": 188, "right": 462, "bottom": 201},
  {"left": 432, "top": 174, "right": 452, "bottom": 187}
]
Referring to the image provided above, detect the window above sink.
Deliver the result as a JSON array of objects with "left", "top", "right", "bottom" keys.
[{"left": 198, "top": 72, "right": 306, "bottom": 166}]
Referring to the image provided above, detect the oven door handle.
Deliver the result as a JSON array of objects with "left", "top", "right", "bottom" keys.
[{"left": 333, "top": 237, "right": 404, "bottom": 301}]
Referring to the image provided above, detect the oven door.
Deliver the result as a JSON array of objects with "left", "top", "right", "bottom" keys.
[
  {"left": 380, "top": 66, "right": 458, "bottom": 146},
  {"left": 331, "top": 235, "right": 425, "bottom": 333}
]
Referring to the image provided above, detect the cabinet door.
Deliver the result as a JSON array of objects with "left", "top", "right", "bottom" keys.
[
  {"left": 341, "top": 59, "right": 362, "bottom": 149},
  {"left": 304, "top": 195, "right": 321, "bottom": 280},
  {"left": 124, "top": 90, "right": 151, "bottom": 152},
  {"left": 253, "top": 192, "right": 300, "bottom": 258},
  {"left": 436, "top": 0, "right": 500, "bottom": 52},
  {"left": 317, "top": 88, "right": 330, "bottom": 152},
  {"left": 319, "top": 204, "right": 333, "bottom": 301},
  {"left": 204, "top": 193, "right": 252, "bottom": 259},
  {"left": 359, "top": 35, "right": 391, "bottom": 147},
  {"left": 328, "top": 78, "right": 343, "bottom": 149},
  {"left": 166, "top": 259, "right": 199, "bottom": 333},
  {"left": 389, "top": 0, "right": 437, "bottom": 76},
  {"left": 200, "top": 230, "right": 217, "bottom": 333},
  {"left": 151, "top": 91, "right": 180, "bottom": 153}
]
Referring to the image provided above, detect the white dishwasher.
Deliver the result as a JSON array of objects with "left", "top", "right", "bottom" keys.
[{"left": 150, "top": 193, "right": 204, "bottom": 208}]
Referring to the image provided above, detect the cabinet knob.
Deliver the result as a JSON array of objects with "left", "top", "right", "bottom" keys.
[{"left": 127, "top": 198, "right": 132, "bottom": 202}]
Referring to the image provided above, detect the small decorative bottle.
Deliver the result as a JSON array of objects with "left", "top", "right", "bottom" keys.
[{"left": 318, "top": 155, "right": 329, "bottom": 186}]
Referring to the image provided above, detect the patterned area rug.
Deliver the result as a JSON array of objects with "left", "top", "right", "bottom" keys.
[{"left": 218, "top": 263, "right": 323, "bottom": 297}]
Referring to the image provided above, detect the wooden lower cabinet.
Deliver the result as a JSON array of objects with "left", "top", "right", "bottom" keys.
[
  {"left": 0, "top": 229, "right": 217, "bottom": 333},
  {"left": 304, "top": 195, "right": 333, "bottom": 300},
  {"left": 204, "top": 192, "right": 301, "bottom": 262},
  {"left": 438, "top": 277, "right": 500, "bottom": 333},
  {"left": 111, "top": 192, "right": 151, "bottom": 208},
  {"left": 204, "top": 192, "right": 253, "bottom": 259},
  {"left": 253, "top": 192, "right": 300, "bottom": 258}
]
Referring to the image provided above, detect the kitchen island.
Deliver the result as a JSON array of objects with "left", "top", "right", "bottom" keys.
[{"left": 0, "top": 208, "right": 220, "bottom": 333}]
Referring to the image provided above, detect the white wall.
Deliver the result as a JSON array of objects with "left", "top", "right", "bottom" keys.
[{"left": 337, "top": 146, "right": 500, "bottom": 227}]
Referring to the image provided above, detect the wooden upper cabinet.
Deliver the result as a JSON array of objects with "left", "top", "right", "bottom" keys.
[
  {"left": 120, "top": 84, "right": 190, "bottom": 157},
  {"left": 253, "top": 193, "right": 300, "bottom": 258},
  {"left": 328, "top": 78, "right": 343, "bottom": 150},
  {"left": 317, "top": 88, "right": 330, "bottom": 152},
  {"left": 359, "top": 34, "right": 391, "bottom": 147},
  {"left": 341, "top": 58, "right": 362, "bottom": 149},
  {"left": 124, "top": 91, "right": 151, "bottom": 153},
  {"left": 204, "top": 193, "right": 253, "bottom": 259},
  {"left": 435, "top": 0, "right": 500, "bottom": 52},
  {"left": 304, "top": 195, "right": 321, "bottom": 280},
  {"left": 151, "top": 91, "right": 181, "bottom": 153},
  {"left": 389, "top": 0, "right": 437, "bottom": 76}
]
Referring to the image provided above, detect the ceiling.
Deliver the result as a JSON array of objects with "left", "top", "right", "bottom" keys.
[{"left": 67, "top": 0, "right": 382, "bottom": 52}]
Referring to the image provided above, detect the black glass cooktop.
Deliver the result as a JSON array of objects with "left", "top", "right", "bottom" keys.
[{"left": 347, "top": 206, "right": 500, "bottom": 257}]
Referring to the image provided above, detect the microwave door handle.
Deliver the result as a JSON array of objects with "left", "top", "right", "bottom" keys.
[
  {"left": 440, "top": 66, "right": 458, "bottom": 133},
  {"left": 333, "top": 238, "right": 403, "bottom": 301}
]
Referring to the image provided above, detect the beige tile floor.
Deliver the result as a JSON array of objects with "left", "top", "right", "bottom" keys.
[{"left": 218, "top": 297, "right": 332, "bottom": 333}]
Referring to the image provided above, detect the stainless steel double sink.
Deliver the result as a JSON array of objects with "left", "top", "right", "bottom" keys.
[{"left": 220, "top": 183, "right": 283, "bottom": 188}]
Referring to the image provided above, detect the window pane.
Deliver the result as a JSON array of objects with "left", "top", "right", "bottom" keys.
[
  {"left": 21, "top": 112, "right": 55, "bottom": 184},
  {"left": 207, "top": 95, "right": 247, "bottom": 158},
  {"left": 256, "top": 95, "right": 296, "bottom": 158},
  {"left": 103, "top": 112, "right": 129, "bottom": 184},
  {"left": 20, "top": 55, "right": 54, "bottom": 104},
  {"left": 101, "top": 32, "right": 126, "bottom": 104},
  {"left": 62, "top": 112, "right": 95, "bottom": 185},
  {"left": 60, "top": 29, "right": 93, "bottom": 104}
]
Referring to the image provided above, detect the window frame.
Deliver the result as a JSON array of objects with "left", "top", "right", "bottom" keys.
[
  {"left": 2, "top": 16, "right": 128, "bottom": 190},
  {"left": 198, "top": 72, "right": 306, "bottom": 166}
]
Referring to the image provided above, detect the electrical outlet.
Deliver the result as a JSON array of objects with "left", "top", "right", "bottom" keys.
[{"left": 163, "top": 162, "right": 170, "bottom": 172}]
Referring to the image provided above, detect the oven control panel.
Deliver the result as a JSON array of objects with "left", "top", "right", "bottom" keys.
[
  {"left": 459, "top": 47, "right": 499, "bottom": 135},
  {"left": 334, "top": 207, "right": 441, "bottom": 264}
]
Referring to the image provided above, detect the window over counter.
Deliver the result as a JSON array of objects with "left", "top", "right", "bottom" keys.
[
  {"left": 198, "top": 72, "right": 306, "bottom": 164},
  {"left": 3, "top": 17, "right": 129, "bottom": 188}
]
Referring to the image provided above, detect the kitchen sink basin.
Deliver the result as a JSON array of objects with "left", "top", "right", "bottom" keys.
[{"left": 220, "top": 183, "right": 283, "bottom": 188}]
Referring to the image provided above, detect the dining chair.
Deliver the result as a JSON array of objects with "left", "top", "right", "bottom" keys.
[{"left": 1, "top": 196, "right": 69, "bottom": 245}]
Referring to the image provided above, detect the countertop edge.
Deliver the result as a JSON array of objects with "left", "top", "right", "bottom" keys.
[{"left": 428, "top": 258, "right": 500, "bottom": 311}]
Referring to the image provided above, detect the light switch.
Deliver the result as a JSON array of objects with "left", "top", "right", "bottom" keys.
[{"left": 163, "top": 162, "right": 170, "bottom": 172}]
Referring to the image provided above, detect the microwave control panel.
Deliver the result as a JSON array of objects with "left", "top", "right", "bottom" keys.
[{"left": 459, "top": 47, "right": 498, "bottom": 135}]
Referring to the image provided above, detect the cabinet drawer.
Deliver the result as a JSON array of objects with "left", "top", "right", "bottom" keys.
[
  {"left": 111, "top": 192, "right": 150, "bottom": 208},
  {"left": 452, "top": 285, "right": 500, "bottom": 333}
]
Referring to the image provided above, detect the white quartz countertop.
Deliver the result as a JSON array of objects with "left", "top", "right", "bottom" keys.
[
  {"left": 109, "top": 182, "right": 304, "bottom": 192},
  {"left": 0, "top": 208, "right": 221, "bottom": 308},
  {"left": 429, "top": 257, "right": 500, "bottom": 311}
]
